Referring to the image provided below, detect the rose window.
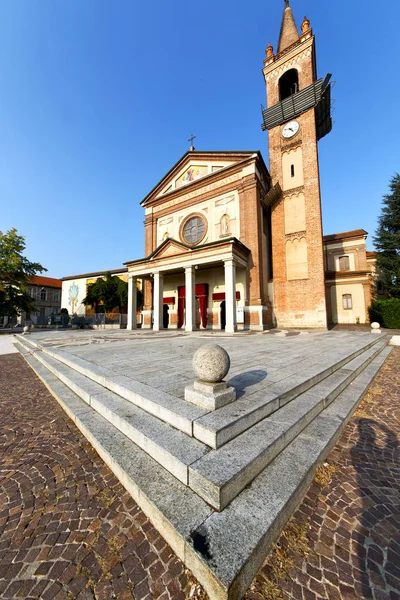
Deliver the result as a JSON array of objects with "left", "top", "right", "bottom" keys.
[{"left": 181, "top": 215, "right": 207, "bottom": 245}]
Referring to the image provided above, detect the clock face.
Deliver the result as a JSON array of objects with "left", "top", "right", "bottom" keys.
[{"left": 282, "top": 121, "right": 300, "bottom": 139}]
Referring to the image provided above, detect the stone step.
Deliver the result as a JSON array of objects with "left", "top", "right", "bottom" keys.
[
  {"left": 19, "top": 349, "right": 213, "bottom": 562},
  {"left": 16, "top": 333, "right": 387, "bottom": 452},
  {"left": 185, "top": 346, "right": 393, "bottom": 600},
  {"left": 17, "top": 334, "right": 392, "bottom": 600},
  {"left": 15, "top": 340, "right": 209, "bottom": 484},
  {"left": 194, "top": 335, "right": 388, "bottom": 448},
  {"left": 15, "top": 335, "right": 208, "bottom": 437},
  {"left": 188, "top": 339, "right": 389, "bottom": 510}
]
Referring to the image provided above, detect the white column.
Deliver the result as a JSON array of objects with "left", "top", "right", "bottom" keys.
[
  {"left": 153, "top": 272, "right": 164, "bottom": 331},
  {"left": 127, "top": 276, "right": 137, "bottom": 330},
  {"left": 224, "top": 259, "right": 237, "bottom": 333},
  {"left": 185, "top": 266, "right": 196, "bottom": 332}
]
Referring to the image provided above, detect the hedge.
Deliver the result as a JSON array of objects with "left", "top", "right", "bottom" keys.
[{"left": 368, "top": 298, "right": 400, "bottom": 329}]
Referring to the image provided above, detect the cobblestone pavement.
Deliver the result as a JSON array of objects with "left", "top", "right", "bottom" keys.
[
  {"left": 1, "top": 347, "right": 399, "bottom": 600},
  {"left": 246, "top": 347, "right": 400, "bottom": 600},
  {"left": 0, "top": 353, "right": 188, "bottom": 600}
]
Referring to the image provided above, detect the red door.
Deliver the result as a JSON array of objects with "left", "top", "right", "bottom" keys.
[{"left": 177, "top": 284, "right": 208, "bottom": 328}]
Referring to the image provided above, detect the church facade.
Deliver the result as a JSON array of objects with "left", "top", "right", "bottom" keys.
[
  {"left": 124, "top": 2, "right": 350, "bottom": 332},
  {"left": 60, "top": 3, "right": 379, "bottom": 331}
]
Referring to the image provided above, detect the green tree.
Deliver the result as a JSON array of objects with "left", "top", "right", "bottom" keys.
[
  {"left": 0, "top": 228, "right": 47, "bottom": 318},
  {"left": 82, "top": 278, "right": 105, "bottom": 313},
  {"left": 374, "top": 174, "right": 400, "bottom": 298},
  {"left": 82, "top": 272, "right": 131, "bottom": 313}
]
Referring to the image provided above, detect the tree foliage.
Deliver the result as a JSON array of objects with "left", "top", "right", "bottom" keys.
[
  {"left": 0, "top": 228, "right": 47, "bottom": 317},
  {"left": 374, "top": 173, "right": 400, "bottom": 298},
  {"left": 82, "top": 272, "right": 132, "bottom": 313},
  {"left": 369, "top": 298, "right": 400, "bottom": 329}
]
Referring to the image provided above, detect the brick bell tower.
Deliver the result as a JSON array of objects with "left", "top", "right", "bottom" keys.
[{"left": 262, "top": 0, "right": 332, "bottom": 328}]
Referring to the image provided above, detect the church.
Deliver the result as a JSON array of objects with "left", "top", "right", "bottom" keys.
[
  {"left": 121, "top": 1, "right": 376, "bottom": 333},
  {"left": 62, "top": 2, "right": 379, "bottom": 330}
]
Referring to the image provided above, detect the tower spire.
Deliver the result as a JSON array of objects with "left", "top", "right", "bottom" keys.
[{"left": 278, "top": 0, "right": 299, "bottom": 53}]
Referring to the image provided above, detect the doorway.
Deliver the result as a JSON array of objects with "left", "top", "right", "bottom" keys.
[
  {"left": 177, "top": 284, "right": 209, "bottom": 329},
  {"left": 220, "top": 301, "right": 226, "bottom": 330},
  {"left": 163, "top": 304, "right": 169, "bottom": 329}
]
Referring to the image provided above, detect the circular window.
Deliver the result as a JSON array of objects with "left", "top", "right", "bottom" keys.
[{"left": 180, "top": 214, "right": 207, "bottom": 246}]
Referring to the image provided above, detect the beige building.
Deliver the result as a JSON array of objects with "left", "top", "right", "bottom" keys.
[
  {"left": 324, "top": 230, "right": 377, "bottom": 325},
  {"left": 61, "top": 268, "right": 128, "bottom": 316}
]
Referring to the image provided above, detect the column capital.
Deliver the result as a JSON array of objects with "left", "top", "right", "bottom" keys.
[{"left": 224, "top": 258, "right": 237, "bottom": 267}]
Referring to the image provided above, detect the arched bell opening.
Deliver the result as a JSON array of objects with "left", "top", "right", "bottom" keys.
[{"left": 279, "top": 68, "right": 299, "bottom": 101}]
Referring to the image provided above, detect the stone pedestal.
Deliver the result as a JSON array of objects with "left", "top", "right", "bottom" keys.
[
  {"left": 185, "top": 379, "right": 236, "bottom": 410},
  {"left": 185, "top": 343, "right": 237, "bottom": 410}
]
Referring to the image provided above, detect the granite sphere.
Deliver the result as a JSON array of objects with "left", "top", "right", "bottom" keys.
[
  {"left": 371, "top": 322, "right": 380, "bottom": 329},
  {"left": 192, "top": 344, "right": 230, "bottom": 383}
]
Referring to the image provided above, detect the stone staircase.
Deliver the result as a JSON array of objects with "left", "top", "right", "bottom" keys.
[{"left": 15, "top": 332, "right": 392, "bottom": 600}]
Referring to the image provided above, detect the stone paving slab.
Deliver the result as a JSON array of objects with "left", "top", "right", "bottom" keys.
[
  {"left": 2, "top": 332, "right": 398, "bottom": 600},
  {"left": 16, "top": 331, "right": 387, "bottom": 452},
  {"left": 16, "top": 337, "right": 208, "bottom": 437},
  {"left": 0, "top": 334, "right": 18, "bottom": 355},
  {"left": 22, "top": 331, "right": 383, "bottom": 394},
  {"left": 15, "top": 333, "right": 392, "bottom": 600}
]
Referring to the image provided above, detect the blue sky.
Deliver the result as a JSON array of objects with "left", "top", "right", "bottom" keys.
[{"left": 1, "top": 0, "right": 399, "bottom": 278}]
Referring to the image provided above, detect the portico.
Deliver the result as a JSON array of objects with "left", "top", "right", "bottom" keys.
[{"left": 125, "top": 237, "right": 250, "bottom": 333}]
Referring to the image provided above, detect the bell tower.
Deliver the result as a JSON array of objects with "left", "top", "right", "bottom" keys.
[{"left": 262, "top": 1, "right": 332, "bottom": 328}]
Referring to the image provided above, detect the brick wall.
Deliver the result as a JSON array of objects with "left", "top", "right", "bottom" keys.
[{"left": 265, "top": 37, "right": 327, "bottom": 328}]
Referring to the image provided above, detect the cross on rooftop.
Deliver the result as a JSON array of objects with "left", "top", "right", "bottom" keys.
[{"left": 188, "top": 134, "right": 196, "bottom": 151}]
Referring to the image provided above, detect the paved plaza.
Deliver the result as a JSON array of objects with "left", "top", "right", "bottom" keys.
[
  {"left": 0, "top": 330, "right": 399, "bottom": 599},
  {"left": 12, "top": 328, "right": 385, "bottom": 401}
]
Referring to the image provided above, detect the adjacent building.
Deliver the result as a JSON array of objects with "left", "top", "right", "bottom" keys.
[
  {"left": 21, "top": 276, "right": 62, "bottom": 325},
  {"left": 324, "top": 230, "right": 378, "bottom": 324},
  {"left": 60, "top": 268, "right": 129, "bottom": 317}
]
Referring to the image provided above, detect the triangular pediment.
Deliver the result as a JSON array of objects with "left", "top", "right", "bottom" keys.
[
  {"left": 150, "top": 238, "right": 190, "bottom": 260},
  {"left": 141, "top": 151, "right": 259, "bottom": 206}
]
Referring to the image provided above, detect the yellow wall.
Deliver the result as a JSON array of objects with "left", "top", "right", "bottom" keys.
[
  {"left": 330, "top": 283, "right": 366, "bottom": 324},
  {"left": 156, "top": 191, "right": 240, "bottom": 247}
]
